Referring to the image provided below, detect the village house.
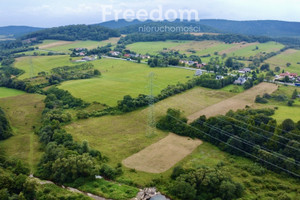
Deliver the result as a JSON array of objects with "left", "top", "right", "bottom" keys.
[
  {"left": 140, "top": 55, "right": 150, "bottom": 59},
  {"left": 234, "top": 77, "right": 247, "bottom": 85},
  {"left": 81, "top": 55, "right": 98, "bottom": 61},
  {"left": 124, "top": 54, "right": 131, "bottom": 57},
  {"left": 109, "top": 51, "right": 121, "bottom": 56},
  {"left": 279, "top": 72, "right": 298, "bottom": 79},
  {"left": 238, "top": 68, "right": 251, "bottom": 74}
]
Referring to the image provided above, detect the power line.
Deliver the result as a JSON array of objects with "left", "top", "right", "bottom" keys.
[
  {"left": 199, "top": 120, "right": 300, "bottom": 167},
  {"left": 234, "top": 113, "right": 300, "bottom": 138},
  {"left": 215, "top": 116, "right": 300, "bottom": 153},
  {"left": 151, "top": 79, "right": 300, "bottom": 152},
  {"left": 166, "top": 113, "right": 300, "bottom": 178},
  {"left": 225, "top": 115, "right": 300, "bottom": 146}
]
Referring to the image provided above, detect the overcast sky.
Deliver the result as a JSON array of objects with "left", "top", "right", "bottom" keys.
[{"left": 0, "top": 0, "right": 299, "bottom": 27}]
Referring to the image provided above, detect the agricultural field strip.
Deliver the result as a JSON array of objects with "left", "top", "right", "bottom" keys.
[
  {"left": 121, "top": 83, "right": 278, "bottom": 173},
  {"left": 187, "top": 82, "right": 278, "bottom": 123},
  {"left": 122, "top": 133, "right": 202, "bottom": 173}
]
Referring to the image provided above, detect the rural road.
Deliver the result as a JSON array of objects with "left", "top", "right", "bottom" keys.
[{"left": 187, "top": 82, "right": 278, "bottom": 123}]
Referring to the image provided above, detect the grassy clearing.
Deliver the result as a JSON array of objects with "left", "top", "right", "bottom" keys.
[
  {"left": 37, "top": 38, "right": 120, "bottom": 53},
  {"left": 14, "top": 55, "right": 74, "bottom": 79},
  {"left": 0, "top": 94, "right": 44, "bottom": 171},
  {"left": 265, "top": 49, "right": 300, "bottom": 74},
  {"left": 64, "top": 87, "right": 234, "bottom": 183},
  {"left": 228, "top": 41, "right": 284, "bottom": 57},
  {"left": 0, "top": 87, "right": 25, "bottom": 98},
  {"left": 59, "top": 58, "right": 194, "bottom": 106},
  {"left": 178, "top": 142, "right": 300, "bottom": 199},
  {"left": 172, "top": 40, "right": 237, "bottom": 56},
  {"left": 123, "top": 133, "right": 202, "bottom": 173},
  {"left": 36, "top": 183, "right": 92, "bottom": 200},
  {"left": 77, "top": 179, "right": 139, "bottom": 200},
  {"left": 64, "top": 87, "right": 234, "bottom": 164},
  {"left": 126, "top": 40, "right": 190, "bottom": 54},
  {"left": 218, "top": 84, "right": 245, "bottom": 93},
  {"left": 253, "top": 85, "right": 300, "bottom": 123}
]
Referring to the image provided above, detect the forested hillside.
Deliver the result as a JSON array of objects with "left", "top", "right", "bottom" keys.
[
  {"left": 0, "top": 26, "right": 43, "bottom": 38},
  {"left": 22, "top": 25, "right": 120, "bottom": 41},
  {"left": 100, "top": 19, "right": 300, "bottom": 37}
]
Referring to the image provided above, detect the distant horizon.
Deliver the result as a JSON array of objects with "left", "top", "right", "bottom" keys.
[
  {"left": 1, "top": 0, "right": 300, "bottom": 27},
  {"left": 1, "top": 18, "right": 300, "bottom": 28}
]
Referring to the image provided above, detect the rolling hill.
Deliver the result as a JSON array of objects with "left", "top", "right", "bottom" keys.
[
  {"left": 0, "top": 26, "right": 43, "bottom": 38},
  {"left": 99, "top": 19, "right": 300, "bottom": 37}
]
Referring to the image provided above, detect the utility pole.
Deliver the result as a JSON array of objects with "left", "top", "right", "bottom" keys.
[{"left": 146, "top": 72, "right": 156, "bottom": 137}]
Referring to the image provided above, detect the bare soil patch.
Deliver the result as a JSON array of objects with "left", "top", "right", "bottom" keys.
[
  {"left": 187, "top": 82, "right": 278, "bottom": 123},
  {"left": 122, "top": 133, "right": 202, "bottom": 173}
]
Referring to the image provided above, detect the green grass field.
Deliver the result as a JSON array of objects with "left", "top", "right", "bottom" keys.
[
  {"left": 64, "top": 87, "right": 235, "bottom": 184},
  {"left": 126, "top": 40, "right": 190, "bottom": 55},
  {"left": 0, "top": 94, "right": 44, "bottom": 172},
  {"left": 37, "top": 38, "right": 120, "bottom": 53},
  {"left": 266, "top": 49, "right": 300, "bottom": 74},
  {"left": 77, "top": 179, "right": 139, "bottom": 200},
  {"left": 65, "top": 86, "right": 300, "bottom": 198},
  {"left": 254, "top": 85, "right": 300, "bottom": 123},
  {"left": 14, "top": 55, "right": 75, "bottom": 79},
  {"left": 65, "top": 87, "right": 234, "bottom": 164},
  {"left": 58, "top": 58, "right": 195, "bottom": 106},
  {"left": 0, "top": 87, "right": 25, "bottom": 98},
  {"left": 218, "top": 84, "right": 245, "bottom": 93},
  {"left": 228, "top": 41, "right": 284, "bottom": 57}
]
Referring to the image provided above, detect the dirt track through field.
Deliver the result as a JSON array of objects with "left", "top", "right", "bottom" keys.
[
  {"left": 122, "top": 133, "right": 202, "bottom": 173},
  {"left": 39, "top": 41, "right": 75, "bottom": 49},
  {"left": 187, "top": 82, "right": 278, "bottom": 123},
  {"left": 219, "top": 42, "right": 258, "bottom": 55}
]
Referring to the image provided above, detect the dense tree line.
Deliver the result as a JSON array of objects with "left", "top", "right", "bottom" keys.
[
  {"left": 169, "top": 166, "right": 244, "bottom": 200},
  {"left": 36, "top": 87, "right": 122, "bottom": 184},
  {"left": 49, "top": 63, "right": 101, "bottom": 84},
  {"left": 0, "top": 72, "right": 39, "bottom": 93},
  {"left": 157, "top": 108, "right": 300, "bottom": 177},
  {"left": 118, "top": 32, "right": 300, "bottom": 50},
  {"left": 0, "top": 153, "right": 91, "bottom": 199},
  {"left": 118, "top": 75, "right": 235, "bottom": 112},
  {"left": 22, "top": 25, "right": 120, "bottom": 41},
  {"left": 0, "top": 156, "right": 36, "bottom": 200},
  {"left": 0, "top": 107, "right": 13, "bottom": 140},
  {"left": 44, "top": 87, "right": 89, "bottom": 109},
  {"left": 71, "top": 44, "right": 112, "bottom": 57}
]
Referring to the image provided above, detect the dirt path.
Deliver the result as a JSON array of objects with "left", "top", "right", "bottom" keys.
[
  {"left": 122, "top": 133, "right": 202, "bottom": 173},
  {"left": 187, "top": 82, "right": 278, "bottom": 123},
  {"left": 31, "top": 175, "right": 109, "bottom": 200},
  {"left": 39, "top": 41, "right": 75, "bottom": 49}
]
